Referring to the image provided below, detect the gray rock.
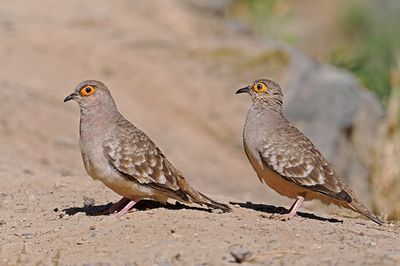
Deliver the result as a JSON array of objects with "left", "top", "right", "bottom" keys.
[{"left": 282, "top": 50, "right": 384, "bottom": 204}]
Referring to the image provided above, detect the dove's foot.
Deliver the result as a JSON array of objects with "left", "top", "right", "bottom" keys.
[
  {"left": 276, "top": 197, "right": 304, "bottom": 221},
  {"left": 108, "top": 197, "right": 131, "bottom": 214},
  {"left": 113, "top": 199, "right": 138, "bottom": 218}
]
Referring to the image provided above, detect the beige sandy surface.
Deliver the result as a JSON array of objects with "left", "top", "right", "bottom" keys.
[
  {"left": 0, "top": 1, "right": 399, "bottom": 265},
  {"left": 1, "top": 175, "right": 399, "bottom": 265}
]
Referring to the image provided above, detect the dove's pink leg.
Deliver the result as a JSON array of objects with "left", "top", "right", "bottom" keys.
[
  {"left": 108, "top": 197, "right": 130, "bottom": 214},
  {"left": 288, "top": 197, "right": 304, "bottom": 217},
  {"left": 113, "top": 200, "right": 137, "bottom": 218},
  {"left": 281, "top": 196, "right": 304, "bottom": 220}
]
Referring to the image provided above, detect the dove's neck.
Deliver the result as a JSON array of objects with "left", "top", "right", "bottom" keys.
[
  {"left": 245, "top": 102, "right": 289, "bottom": 134},
  {"left": 79, "top": 103, "right": 121, "bottom": 141}
]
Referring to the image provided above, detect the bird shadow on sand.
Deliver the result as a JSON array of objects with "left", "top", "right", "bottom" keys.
[
  {"left": 62, "top": 200, "right": 212, "bottom": 216},
  {"left": 231, "top": 201, "right": 343, "bottom": 224}
]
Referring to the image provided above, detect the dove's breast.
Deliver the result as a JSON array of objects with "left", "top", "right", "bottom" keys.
[{"left": 79, "top": 127, "right": 155, "bottom": 199}]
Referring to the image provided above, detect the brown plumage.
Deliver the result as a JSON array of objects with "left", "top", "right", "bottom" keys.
[
  {"left": 236, "top": 79, "right": 383, "bottom": 225},
  {"left": 64, "top": 80, "right": 230, "bottom": 216}
]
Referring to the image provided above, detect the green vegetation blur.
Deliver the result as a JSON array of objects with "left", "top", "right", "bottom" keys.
[{"left": 229, "top": 0, "right": 400, "bottom": 103}]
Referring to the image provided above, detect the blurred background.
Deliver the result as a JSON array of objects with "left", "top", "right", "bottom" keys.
[{"left": 0, "top": 0, "right": 398, "bottom": 221}]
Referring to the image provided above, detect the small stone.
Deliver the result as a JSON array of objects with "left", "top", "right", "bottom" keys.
[
  {"left": 212, "top": 209, "right": 223, "bottom": 214},
  {"left": 23, "top": 169, "right": 34, "bottom": 175},
  {"left": 83, "top": 196, "right": 95, "bottom": 207},
  {"left": 53, "top": 208, "right": 59, "bottom": 212},
  {"left": 21, "top": 233, "right": 33, "bottom": 239},
  {"left": 230, "top": 246, "right": 254, "bottom": 263},
  {"left": 173, "top": 252, "right": 182, "bottom": 261},
  {"left": 89, "top": 225, "right": 96, "bottom": 230}
]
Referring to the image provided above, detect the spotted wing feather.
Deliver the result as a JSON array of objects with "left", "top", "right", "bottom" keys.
[
  {"left": 103, "top": 118, "right": 186, "bottom": 196},
  {"left": 259, "top": 125, "right": 351, "bottom": 203}
]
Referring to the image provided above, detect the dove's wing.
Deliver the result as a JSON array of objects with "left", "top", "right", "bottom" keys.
[
  {"left": 103, "top": 118, "right": 189, "bottom": 201},
  {"left": 259, "top": 125, "right": 352, "bottom": 203}
]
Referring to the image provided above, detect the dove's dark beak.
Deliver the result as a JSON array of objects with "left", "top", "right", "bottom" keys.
[
  {"left": 235, "top": 86, "right": 250, "bottom": 94},
  {"left": 64, "top": 92, "right": 77, "bottom": 102}
]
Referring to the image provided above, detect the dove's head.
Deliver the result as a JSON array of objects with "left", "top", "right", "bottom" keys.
[
  {"left": 64, "top": 80, "right": 117, "bottom": 111},
  {"left": 236, "top": 79, "right": 283, "bottom": 112}
]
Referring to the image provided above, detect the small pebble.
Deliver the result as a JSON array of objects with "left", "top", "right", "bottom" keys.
[
  {"left": 230, "top": 246, "right": 254, "bottom": 263},
  {"left": 23, "top": 169, "right": 34, "bottom": 175},
  {"left": 83, "top": 196, "right": 95, "bottom": 207},
  {"left": 21, "top": 233, "right": 33, "bottom": 239},
  {"left": 212, "top": 209, "right": 223, "bottom": 214}
]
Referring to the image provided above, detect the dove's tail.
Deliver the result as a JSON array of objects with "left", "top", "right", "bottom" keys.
[
  {"left": 196, "top": 191, "right": 232, "bottom": 212},
  {"left": 342, "top": 188, "right": 383, "bottom": 225},
  {"left": 183, "top": 186, "right": 231, "bottom": 212},
  {"left": 347, "top": 200, "right": 383, "bottom": 225}
]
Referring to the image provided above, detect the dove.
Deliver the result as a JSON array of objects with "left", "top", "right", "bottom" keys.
[{"left": 64, "top": 80, "right": 230, "bottom": 216}]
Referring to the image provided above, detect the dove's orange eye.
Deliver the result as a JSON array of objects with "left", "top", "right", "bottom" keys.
[
  {"left": 80, "top": 85, "right": 96, "bottom": 96},
  {"left": 253, "top": 82, "right": 268, "bottom": 93}
]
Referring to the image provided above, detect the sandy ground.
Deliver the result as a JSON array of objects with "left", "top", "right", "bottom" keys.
[
  {"left": 1, "top": 172, "right": 399, "bottom": 265},
  {"left": 0, "top": 1, "right": 399, "bottom": 265}
]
